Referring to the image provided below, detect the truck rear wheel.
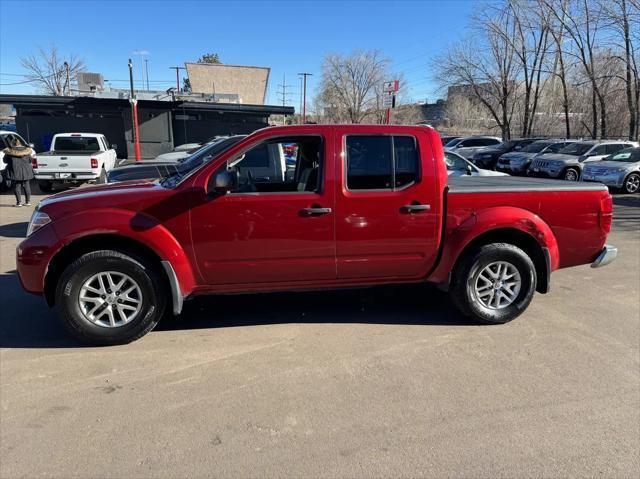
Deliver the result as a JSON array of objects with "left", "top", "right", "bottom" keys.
[
  {"left": 450, "top": 243, "right": 536, "bottom": 324},
  {"left": 55, "top": 250, "right": 167, "bottom": 345},
  {"left": 38, "top": 180, "right": 53, "bottom": 193}
]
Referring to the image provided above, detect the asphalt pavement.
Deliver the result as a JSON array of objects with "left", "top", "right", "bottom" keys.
[{"left": 1, "top": 188, "right": 638, "bottom": 478}]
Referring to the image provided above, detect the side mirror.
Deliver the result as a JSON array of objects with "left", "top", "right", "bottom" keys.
[
  {"left": 208, "top": 169, "right": 238, "bottom": 196},
  {"left": 28, "top": 143, "right": 35, "bottom": 149},
  {"left": 112, "top": 144, "right": 118, "bottom": 150},
  {"left": 466, "top": 165, "right": 473, "bottom": 175}
]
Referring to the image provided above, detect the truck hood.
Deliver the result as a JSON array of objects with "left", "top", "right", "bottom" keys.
[
  {"left": 500, "top": 151, "right": 536, "bottom": 161},
  {"left": 585, "top": 160, "right": 639, "bottom": 170},
  {"left": 39, "top": 179, "right": 161, "bottom": 208},
  {"left": 535, "top": 153, "right": 579, "bottom": 163}
]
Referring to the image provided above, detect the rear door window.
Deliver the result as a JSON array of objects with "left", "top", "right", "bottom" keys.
[{"left": 346, "top": 135, "right": 419, "bottom": 190}]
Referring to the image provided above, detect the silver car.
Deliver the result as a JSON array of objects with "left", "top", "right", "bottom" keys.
[
  {"left": 529, "top": 140, "right": 638, "bottom": 181},
  {"left": 496, "top": 139, "right": 575, "bottom": 175},
  {"left": 582, "top": 147, "right": 640, "bottom": 193},
  {"left": 444, "top": 136, "right": 502, "bottom": 159}
]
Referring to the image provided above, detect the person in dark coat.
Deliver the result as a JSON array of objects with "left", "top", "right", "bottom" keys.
[{"left": 2, "top": 136, "right": 35, "bottom": 207}]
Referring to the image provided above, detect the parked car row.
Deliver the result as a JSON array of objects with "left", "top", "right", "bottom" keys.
[{"left": 441, "top": 133, "right": 639, "bottom": 192}]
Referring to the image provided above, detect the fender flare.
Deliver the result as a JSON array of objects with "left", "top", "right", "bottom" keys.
[
  {"left": 46, "top": 208, "right": 198, "bottom": 309},
  {"left": 428, "top": 206, "right": 560, "bottom": 286}
]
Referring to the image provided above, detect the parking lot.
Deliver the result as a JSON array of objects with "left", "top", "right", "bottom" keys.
[{"left": 0, "top": 188, "right": 638, "bottom": 478}]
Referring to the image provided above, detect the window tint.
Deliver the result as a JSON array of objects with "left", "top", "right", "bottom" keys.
[
  {"left": 242, "top": 144, "right": 270, "bottom": 168},
  {"left": 605, "top": 144, "right": 624, "bottom": 154},
  {"left": 54, "top": 136, "right": 100, "bottom": 152},
  {"left": 9, "top": 134, "right": 26, "bottom": 147},
  {"left": 227, "top": 136, "right": 323, "bottom": 193},
  {"left": 593, "top": 145, "right": 608, "bottom": 155},
  {"left": 346, "top": 135, "right": 419, "bottom": 190},
  {"left": 346, "top": 136, "right": 392, "bottom": 189},
  {"left": 393, "top": 136, "right": 419, "bottom": 188},
  {"left": 444, "top": 152, "right": 468, "bottom": 171},
  {"left": 481, "top": 138, "right": 500, "bottom": 146}
]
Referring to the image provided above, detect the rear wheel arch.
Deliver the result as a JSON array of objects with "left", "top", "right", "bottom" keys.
[
  {"left": 45, "top": 234, "right": 171, "bottom": 308},
  {"left": 451, "top": 228, "right": 550, "bottom": 294}
]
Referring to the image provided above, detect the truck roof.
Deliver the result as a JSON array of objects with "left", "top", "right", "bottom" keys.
[{"left": 53, "top": 133, "right": 104, "bottom": 137}]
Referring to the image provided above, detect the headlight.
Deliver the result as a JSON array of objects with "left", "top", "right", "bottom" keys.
[
  {"left": 26, "top": 209, "right": 51, "bottom": 237},
  {"left": 551, "top": 160, "right": 563, "bottom": 167}
]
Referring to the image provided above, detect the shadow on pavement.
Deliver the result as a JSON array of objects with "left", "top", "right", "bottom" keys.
[
  {"left": 158, "top": 284, "right": 472, "bottom": 333},
  {"left": 0, "top": 222, "right": 28, "bottom": 238},
  {"left": 612, "top": 194, "right": 640, "bottom": 232},
  {"left": 0, "top": 271, "right": 81, "bottom": 349},
  {"left": 0, "top": 269, "right": 470, "bottom": 349}
]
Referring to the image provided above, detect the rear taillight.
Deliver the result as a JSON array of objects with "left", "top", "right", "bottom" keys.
[
  {"left": 90, "top": 158, "right": 98, "bottom": 169},
  {"left": 599, "top": 194, "right": 613, "bottom": 234},
  {"left": 31, "top": 157, "right": 38, "bottom": 169}
]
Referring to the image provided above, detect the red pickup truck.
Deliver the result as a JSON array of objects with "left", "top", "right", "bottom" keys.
[{"left": 17, "top": 125, "right": 616, "bottom": 345}]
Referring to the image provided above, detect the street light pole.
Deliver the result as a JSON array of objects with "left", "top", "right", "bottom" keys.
[
  {"left": 144, "top": 59, "right": 149, "bottom": 91},
  {"left": 128, "top": 59, "right": 141, "bottom": 162},
  {"left": 298, "top": 72, "right": 312, "bottom": 124}
]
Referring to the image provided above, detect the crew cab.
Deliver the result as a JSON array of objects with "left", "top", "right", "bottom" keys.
[
  {"left": 34, "top": 133, "right": 118, "bottom": 192},
  {"left": 17, "top": 125, "right": 616, "bottom": 346}
]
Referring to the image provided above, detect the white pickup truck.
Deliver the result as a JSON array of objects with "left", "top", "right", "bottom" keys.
[{"left": 34, "top": 133, "right": 117, "bottom": 192}]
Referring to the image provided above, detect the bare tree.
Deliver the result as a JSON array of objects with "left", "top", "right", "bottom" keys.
[
  {"left": 487, "top": 1, "right": 551, "bottom": 136},
  {"left": 544, "top": 0, "right": 610, "bottom": 138},
  {"left": 21, "top": 45, "right": 85, "bottom": 96},
  {"left": 601, "top": 0, "right": 640, "bottom": 140},
  {"left": 433, "top": 6, "right": 520, "bottom": 139},
  {"left": 317, "top": 50, "right": 390, "bottom": 124}
]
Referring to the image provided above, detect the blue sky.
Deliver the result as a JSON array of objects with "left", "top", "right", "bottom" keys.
[{"left": 0, "top": 0, "right": 477, "bottom": 106}]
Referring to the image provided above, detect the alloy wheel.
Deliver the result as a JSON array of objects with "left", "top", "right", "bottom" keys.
[
  {"left": 473, "top": 261, "right": 522, "bottom": 310},
  {"left": 78, "top": 271, "right": 143, "bottom": 328}
]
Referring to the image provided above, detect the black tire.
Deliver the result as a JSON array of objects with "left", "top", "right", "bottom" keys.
[
  {"left": 622, "top": 172, "right": 640, "bottom": 194},
  {"left": 563, "top": 167, "right": 580, "bottom": 181},
  {"left": 450, "top": 243, "right": 537, "bottom": 324},
  {"left": 98, "top": 167, "right": 107, "bottom": 184},
  {"left": 55, "top": 250, "right": 167, "bottom": 345},
  {"left": 38, "top": 180, "right": 54, "bottom": 193}
]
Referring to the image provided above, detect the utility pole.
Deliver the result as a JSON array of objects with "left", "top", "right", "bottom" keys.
[
  {"left": 63, "top": 61, "right": 70, "bottom": 96},
  {"left": 144, "top": 58, "right": 150, "bottom": 91},
  {"left": 297, "top": 73, "right": 312, "bottom": 124},
  {"left": 170, "top": 66, "right": 186, "bottom": 93},
  {"left": 128, "top": 59, "right": 141, "bottom": 162},
  {"left": 277, "top": 74, "right": 292, "bottom": 125}
]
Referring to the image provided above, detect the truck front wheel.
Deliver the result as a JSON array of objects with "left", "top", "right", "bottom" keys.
[
  {"left": 55, "top": 250, "right": 167, "bottom": 345},
  {"left": 450, "top": 243, "right": 537, "bottom": 324}
]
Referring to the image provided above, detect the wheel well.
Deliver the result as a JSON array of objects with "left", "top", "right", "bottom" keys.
[
  {"left": 454, "top": 228, "right": 549, "bottom": 294},
  {"left": 44, "top": 234, "right": 168, "bottom": 307}
]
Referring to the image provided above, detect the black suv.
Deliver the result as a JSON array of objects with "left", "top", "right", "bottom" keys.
[{"left": 471, "top": 138, "right": 544, "bottom": 170}]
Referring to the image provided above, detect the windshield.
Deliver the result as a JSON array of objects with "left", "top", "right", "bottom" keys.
[
  {"left": 522, "top": 141, "right": 552, "bottom": 153},
  {"left": 608, "top": 148, "right": 640, "bottom": 162},
  {"left": 558, "top": 142, "right": 595, "bottom": 156},
  {"left": 160, "top": 135, "right": 245, "bottom": 187},
  {"left": 445, "top": 138, "right": 463, "bottom": 148}
]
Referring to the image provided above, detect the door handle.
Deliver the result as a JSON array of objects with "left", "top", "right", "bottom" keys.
[
  {"left": 300, "top": 207, "right": 332, "bottom": 216},
  {"left": 402, "top": 203, "right": 431, "bottom": 213}
]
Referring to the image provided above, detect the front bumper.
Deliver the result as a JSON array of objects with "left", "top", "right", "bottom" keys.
[
  {"left": 581, "top": 172, "right": 626, "bottom": 187},
  {"left": 591, "top": 244, "right": 617, "bottom": 268},
  {"left": 496, "top": 162, "right": 529, "bottom": 174},
  {"left": 36, "top": 172, "right": 98, "bottom": 181},
  {"left": 528, "top": 166, "right": 564, "bottom": 178}
]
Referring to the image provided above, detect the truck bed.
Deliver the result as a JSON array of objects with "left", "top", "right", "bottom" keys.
[{"left": 448, "top": 176, "right": 607, "bottom": 193}]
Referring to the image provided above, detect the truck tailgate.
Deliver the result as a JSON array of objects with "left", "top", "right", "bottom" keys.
[{"left": 36, "top": 152, "right": 96, "bottom": 177}]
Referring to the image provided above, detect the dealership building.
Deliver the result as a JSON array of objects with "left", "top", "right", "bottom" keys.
[{"left": 0, "top": 93, "right": 293, "bottom": 159}]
